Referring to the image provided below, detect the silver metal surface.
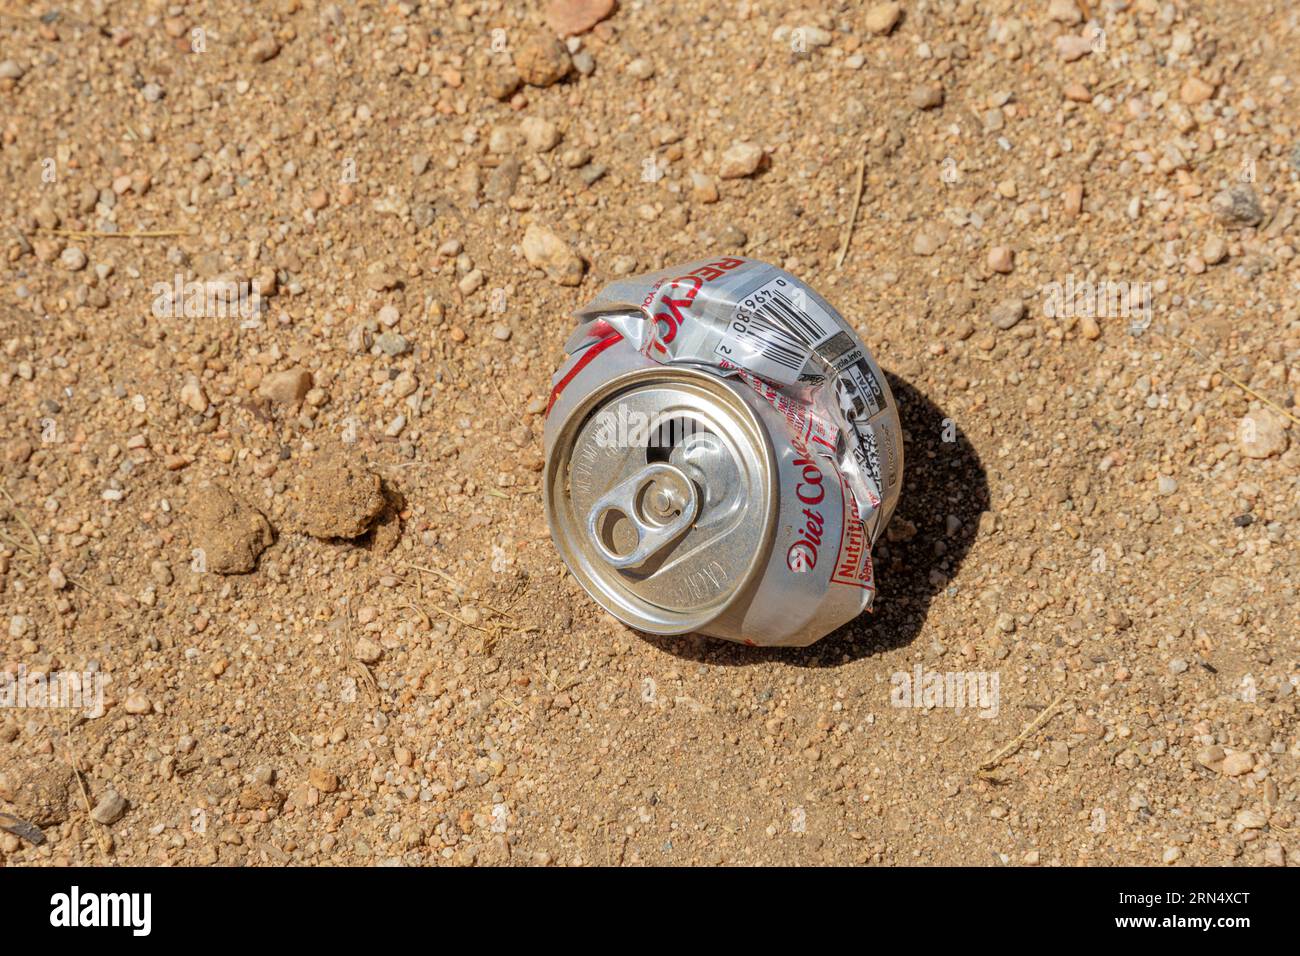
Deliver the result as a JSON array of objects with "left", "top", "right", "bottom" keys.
[
  {"left": 584, "top": 462, "right": 699, "bottom": 570},
  {"left": 546, "top": 366, "right": 777, "bottom": 635}
]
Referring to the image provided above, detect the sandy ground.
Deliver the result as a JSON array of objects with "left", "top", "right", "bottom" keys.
[{"left": 0, "top": 0, "right": 1297, "bottom": 866}]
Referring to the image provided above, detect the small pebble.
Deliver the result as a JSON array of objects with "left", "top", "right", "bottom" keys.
[
  {"left": 1211, "top": 185, "right": 1263, "bottom": 227},
  {"left": 627, "top": 58, "right": 656, "bottom": 81},
  {"left": 354, "top": 638, "right": 382, "bottom": 664},
  {"left": 375, "top": 332, "right": 411, "bottom": 357},
  {"left": 864, "top": 2, "right": 902, "bottom": 35},
  {"left": 909, "top": 82, "right": 944, "bottom": 110},
  {"left": 60, "top": 247, "right": 88, "bottom": 272},
  {"left": 1202, "top": 235, "right": 1227, "bottom": 265},
  {"left": 90, "top": 790, "right": 128, "bottom": 825},
  {"left": 1180, "top": 76, "right": 1216, "bottom": 105},
  {"left": 521, "top": 224, "right": 585, "bottom": 286},
  {"left": 1239, "top": 410, "right": 1288, "bottom": 459},
  {"left": 248, "top": 37, "right": 281, "bottom": 63},
  {"left": 912, "top": 229, "right": 942, "bottom": 256},
  {"left": 1055, "top": 35, "right": 1094, "bottom": 62},
  {"left": 1222, "top": 752, "right": 1255, "bottom": 777},
  {"left": 258, "top": 368, "right": 313, "bottom": 404},
  {"left": 719, "top": 142, "right": 765, "bottom": 179},
  {"left": 990, "top": 298, "right": 1026, "bottom": 330}
]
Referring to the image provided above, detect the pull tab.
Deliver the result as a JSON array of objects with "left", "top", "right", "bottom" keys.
[{"left": 586, "top": 463, "right": 699, "bottom": 569}]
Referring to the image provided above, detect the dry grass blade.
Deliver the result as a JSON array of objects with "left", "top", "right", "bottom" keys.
[
  {"left": 35, "top": 228, "right": 192, "bottom": 239},
  {"left": 0, "top": 526, "right": 100, "bottom": 599},
  {"left": 65, "top": 724, "right": 112, "bottom": 857},
  {"left": 2, "top": 484, "right": 43, "bottom": 555},
  {"left": 482, "top": 602, "right": 517, "bottom": 622},
  {"left": 978, "top": 693, "right": 1065, "bottom": 775},
  {"left": 400, "top": 602, "right": 432, "bottom": 630},
  {"left": 429, "top": 602, "right": 490, "bottom": 633},
  {"left": 1155, "top": 330, "right": 1300, "bottom": 427},
  {"left": 403, "top": 562, "right": 467, "bottom": 590},
  {"left": 834, "top": 147, "right": 868, "bottom": 270}
]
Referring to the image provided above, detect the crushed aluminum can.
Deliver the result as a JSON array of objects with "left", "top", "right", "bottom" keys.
[{"left": 543, "top": 256, "right": 903, "bottom": 647}]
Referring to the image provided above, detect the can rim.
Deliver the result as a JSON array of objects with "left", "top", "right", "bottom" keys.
[{"left": 544, "top": 366, "right": 778, "bottom": 635}]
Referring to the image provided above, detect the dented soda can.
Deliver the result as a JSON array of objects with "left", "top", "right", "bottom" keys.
[{"left": 543, "top": 256, "right": 903, "bottom": 647}]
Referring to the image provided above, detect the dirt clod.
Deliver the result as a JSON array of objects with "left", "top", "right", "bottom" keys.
[
  {"left": 516, "top": 35, "right": 572, "bottom": 88},
  {"left": 291, "top": 455, "right": 387, "bottom": 539},
  {"left": 191, "top": 485, "right": 275, "bottom": 574},
  {"left": 0, "top": 764, "right": 71, "bottom": 828}
]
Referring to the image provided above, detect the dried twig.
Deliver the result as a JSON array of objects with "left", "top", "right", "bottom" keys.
[
  {"left": 0, "top": 528, "right": 30, "bottom": 552},
  {"left": 0, "top": 525, "right": 100, "bottom": 599},
  {"left": 834, "top": 147, "right": 869, "bottom": 270},
  {"left": 400, "top": 602, "right": 432, "bottom": 631},
  {"left": 481, "top": 602, "right": 517, "bottom": 622},
  {"left": 35, "top": 228, "right": 192, "bottom": 239},
  {"left": 534, "top": 665, "right": 578, "bottom": 695},
  {"left": 352, "top": 661, "right": 379, "bottom": 696},
  {"left": 496, "top": 696, "right": 529, "bottom": 717},
  {"left": 1155, "top": 330, "right": 1300, "bottom": 427},
  {"left": 428, "top": 602, "right": 490, "bottom": 633},
  {"left": 1, "top": 484, "right": 42, "bottom": 555},
  {"left": 978, "top": 692, "right": 1065, "bottom": 775},
  {"left": 403, "top": 562, "right": 466, "bottom": 591},
  {"left": 65, "top": 724, "right": 112, "bottom": 857}
]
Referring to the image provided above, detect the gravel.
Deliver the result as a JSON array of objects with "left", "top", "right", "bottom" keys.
[{"left": 0, "top": 0, "right": 1294, "bottom": 871}]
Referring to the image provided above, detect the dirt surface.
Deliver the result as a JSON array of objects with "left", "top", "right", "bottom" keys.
[{"left": 1, "top": 0, "right": 1297, "bottom": 866}]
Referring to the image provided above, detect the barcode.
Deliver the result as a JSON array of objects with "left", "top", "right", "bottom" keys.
[
  {"left": 713, "top": 276, "right": 842, "bottom": 383},
  {"left": 744, "top": 278, "right": 837, "bottom": 347},
  {"left": 727, "top": 310, "right": 806, "bottom": 371},
  {"left": 752, "top": 287, "right": 829, "bottom": 345}
]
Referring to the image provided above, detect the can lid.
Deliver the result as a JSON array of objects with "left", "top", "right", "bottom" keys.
[{"left": 546, "top": 367, "right": 776, "bottom": 634}]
